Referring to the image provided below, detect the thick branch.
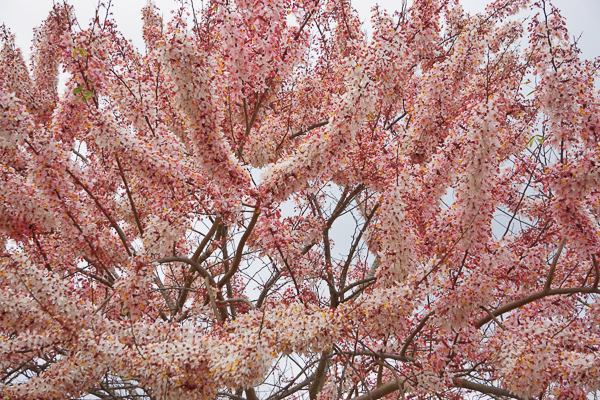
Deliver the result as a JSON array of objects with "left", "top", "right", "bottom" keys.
[
  {"left": 480, "top": 306, "right": 506, "bottom": 331},
  {"left": 71, "top": 148, "right": 89, "bottom": 163},
  {"left": 192, "top": 218, "right": 220, "bottom": 262},
  {"left": 289, "top": 120, "right": 329, "bottom": 140},
  {"left": 309, "top": 349, "right": 332, "bottom": 400},
  {"left": 349, "top": 378, "right": 532, "bottom": 400},
  {"left": 157, "top": 256, "right": 215, "bottom": 285},
  {"left": 454, "top": 378, "right": 534, "bottom": 400},
  {"left": 348, "top": 379, "right": 405, "bottom": 400},
  {"left": 336, "top": 351, "right": 413, "bottom": 363},
  {"left": 175, "top": 244, "right": 217, "bottom": 314},
  {"left": 217, "top": 207, "right": 261, "bottom": 289},
  {"left": 219, "top": 298, "right": 255, "bottom": 310},
  {"left": 205, "top": 276, "right": 221, "bottom": 322},
  {"left": 256, "top": 267, "right": 281, "bottom": 309},
  {"left": 76, "top": 267, "right": 113, "bottom": 288},
  {"left": 154, "top": 275, "right": 176, "bottom": 314},
  {"left": 544, "top": 236, "right": 566, "bottom": 292},
  {"left": 326, "top": 185, "right": 365, "bottom": 231},
  {"left": 477, "top": 286, "right": 600, "bottom": 328},
  {"left": 246, "top": 389, "right": 259, "bottom": 400},
  {"left": 592, "top": 254, "right": 599, "bottom": 289},
  {"left": 341, "top": 277, "right": 377, "bottom": 295},
  {"left": 384, "top": 112, "right": 407, "bottom": 130}
]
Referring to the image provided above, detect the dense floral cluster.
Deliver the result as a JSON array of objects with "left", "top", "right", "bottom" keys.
[{"left": 1, "top": 0, "right": 599, "bottom": 399}]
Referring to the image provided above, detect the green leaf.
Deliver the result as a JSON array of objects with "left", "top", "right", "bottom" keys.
[
  {"left": 527, "top": 134, "right": 544, "bottom": 147},
  {"left": 72, "top": 46, "right": 87, "bottom": 58},
  {"left": 73, "top": 86, "right": 93, "bottom": 103}
]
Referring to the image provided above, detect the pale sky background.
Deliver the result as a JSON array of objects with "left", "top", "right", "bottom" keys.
[{"left": 1, "top": 0, "right": 599, "bottom": 60}]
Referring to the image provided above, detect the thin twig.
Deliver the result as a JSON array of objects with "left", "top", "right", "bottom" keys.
[
  {"left": 115, "top": 154, "right": 144, "bottom": 237},
  {"left": 399, "top": 312, "right": 432, "bottom": 360},
  {"left": 544, "top": 237, "right": 566, "bottom": 292},
  {"left": 65, "top": 168, "right": 132, "bottom": 256}
]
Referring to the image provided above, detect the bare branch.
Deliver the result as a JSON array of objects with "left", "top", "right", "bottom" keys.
[
  {"left": 289, "top": 120, "right": 329, "bottom": 140},
  {"left": 480, "top": 306, "right": 506, "bottom": 331},
  {"left": 115, "top": 154, "right": 144, "bottom": 237},
  {"left": 544, "top": 236, "right": 566, "bottom": 292},
  {"left": 399, "top": 312, "right": 432, "bottom": 360},
  {"left": 205, "top": 276, "right": 221, "bottom": 322},
  {"left": 157, "top": 256, "right": 215, "bottom": 285},
  {"left": 65, "top": 168, "right": 133, "bottom": 257},
  {"left": 454, "top": 378, "right": 534, "bottom": 400},
  {"left": 217, "top": 207, "right": 261, "bottom": 289},
  {"left": 477, "top": 286, "right": 600, "bottom": 328}
]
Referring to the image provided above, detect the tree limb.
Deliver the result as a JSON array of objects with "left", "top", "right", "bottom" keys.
[
  {"left": 217, "top": 207, "right": 261, "bottom": 289},
  {"left": 544, "top": 236, "right": 566, "bottom": 292},
  {"left": 477, "top": 286, "right": 600, "bottom": 328},
  {"left": 454, "top": 378, "right": 534, "bottom": 400},
  {"left": 399, "top": 312, "right": 432, "bottom": 360},
  {"left": 115, "top": 154, "right": 144, "bottom": 237}
]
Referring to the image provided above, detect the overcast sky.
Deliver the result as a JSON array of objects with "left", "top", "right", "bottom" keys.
[{"left": 1, "top": 0, "right": 599, "bottom": 61}]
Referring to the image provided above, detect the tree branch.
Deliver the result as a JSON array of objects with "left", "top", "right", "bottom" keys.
[
  {"left": 544, "top": 236, "right": 566, "bottom": 292},
  {"left": 217, "top": 207, "right": 261, "bottom": 289},
  {"left": 205, "top": 276, "right": 221, "bottom": 322},
  {"left": 219, "top": 298, "right": 255, "bottom": 310},
  {"left": 65, "top": 168, "right": 132, "bottom": 256},
  {"left": 115, "top": 154, "right": 144, "bottom": 237},
  {"left": 453, "top": 378, "right": 534, "bottom": 400},
  {"left": 399, "top": 312, "right": 432, "bottom": 360},
  {"left": 348, "top": 379, "right": 405, "bottom": 400},
  {"left": 309, "top": 349, "right": 332, "bottom": 400},
  {"left": 480, "top": 306, "right": 506, "bottom": 331},
  {"left": 192, "top": 218, "right": 220, "bottom": 262},
  {"left": 592, "top": 254, "right": 599, "bottom": 289},
  {"left": 157, "top": 256, "right": 215, "bottom": 285},
  {"left": 477, "top": 286, "right": 600, "bottom": 328},
  {"left": 289, "top": 120, "right": 329, "bottom": 140}
]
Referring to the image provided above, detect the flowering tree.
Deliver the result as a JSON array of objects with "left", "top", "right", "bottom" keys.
[{"left": 1, "top": 0, "right": 599, "bottom": 398}]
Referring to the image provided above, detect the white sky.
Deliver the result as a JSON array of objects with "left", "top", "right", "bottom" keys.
[{"left": 1, "top": 0, "right": 599, "bottom": 60}]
